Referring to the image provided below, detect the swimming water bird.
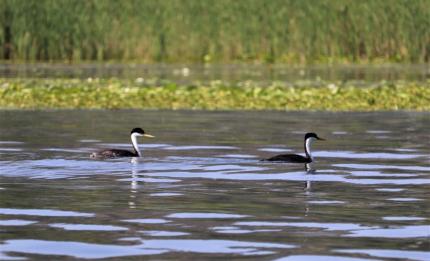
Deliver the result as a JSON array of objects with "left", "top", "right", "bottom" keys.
[
  {"left": 264, "top": 133, "right": 325, "bottom": 163},
  {"left": 90, "top": 128, "right": 154, "bottom": 158}
]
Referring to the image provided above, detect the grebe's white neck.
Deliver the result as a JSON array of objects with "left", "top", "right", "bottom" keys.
[
  {"left": 304, "top": 137, "right": 315, "bottom": 161},
  {"left": 131, "top": 133, "right": 142, "bottom": 157}
]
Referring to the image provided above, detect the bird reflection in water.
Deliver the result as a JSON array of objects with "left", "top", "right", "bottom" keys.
[
  {"left": 305, "top": 162, "right": 316, "bottom": 192},
  {"left": 129, "top": 158, "right": 141, "bottom": 209},
  {"left": 304, "top": 162, "right": 316, "bottom": 216}
]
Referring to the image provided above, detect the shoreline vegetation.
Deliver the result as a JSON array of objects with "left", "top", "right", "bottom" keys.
[
  {"left": 1, "top": 0, "right": 430, "bottom": 64},
  {"left": 1, "top": 78, "right": 429, "bottom": 111}
]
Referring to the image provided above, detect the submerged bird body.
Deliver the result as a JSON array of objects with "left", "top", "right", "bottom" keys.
[
  {"left": 91, "top": 149, "right": 137, "bottom": 158},
  {"left": 90, "top": 128, "right": 154, "bottom": 158},
  {"left": 265, "top": 153, "right": 310, "bottom": 163},
  {"left": 264, "top": 132, "right": 324, "bottom": 163}
]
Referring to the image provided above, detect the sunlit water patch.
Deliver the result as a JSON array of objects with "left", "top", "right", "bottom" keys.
[
  {"left": 0, "top": 208, "right": 94, "bottom": 217},
  {"left": 275, "top": 255, "right": 379, "bottom": 261},
  {"left": 166, "top": 212, "right": 249, "bottom": 219},
  {"left": 0, "top": 239, "right": 168, "bottom": 259},
  {"left": 0, "top": 220, "right": 37, "bottom": 226},
  {"left": 122, "top": 219, "right": 171, "bottom": 224},
  {"left": 139, "top": 230, "right": 190, "bottom": 237},
  {"left": 48, "top": 223, "right": 129, "bottom": 231},
  {"left": 345, "top": 225, "right": 429, "bottom": 238},
  {"left": 334, "top": 249, "right": 430, "bottom": 261},
  {"left": 382, "top": 216, "right": 426, "bottom": 221}
]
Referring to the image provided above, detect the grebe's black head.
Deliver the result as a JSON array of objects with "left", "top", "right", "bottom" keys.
[
  {"left": 131, "top": 128, "right": 145, "bottom": 135},
  {"left": 131, "top": 127, "right": 154, "bottom": 138},
  {"left": 305, "top": 132, "right": 325, "bottom": 141}
]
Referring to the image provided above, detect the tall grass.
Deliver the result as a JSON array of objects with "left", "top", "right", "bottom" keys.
[{"left": 1, "top": 0, "right": 429, "bottom": 63}]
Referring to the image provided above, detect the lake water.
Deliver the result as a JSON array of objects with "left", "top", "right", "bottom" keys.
[
  {"left": 0, "top": 110, "right": 429, "bottom": 260},
  {"left": 1, "top": 63, "right": 429, "bottom": 85}
]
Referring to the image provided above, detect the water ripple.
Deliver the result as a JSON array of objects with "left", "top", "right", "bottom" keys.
[
  {"left": 335, "top": 249, "right": 430, "bottom": 261},
  {"left": 275, "top": 255, "right": 378, "bottom": 261},
  {"left": 0, "top": 219, "right": 37, "bottom": 226},
  {"left": 382, "top": 216, "right": 426, "bottom": 221},
  {"left": 0, "top": 239, "right": 167, "bottom": 259},
  {"left": 166, "top": 212, "right": 249, "bottom": 219},
  {"left": 136, "top": 239, "right": 295, "bottom": 254},
  {"left": 345, "top": 225, "right": 430, "bottom": 238},
  {"left": 49, "top": 223, "right": 128, "bottom": 231},
  {"left": 235, "top": 221, "right": 375, "bottom": 231},
  {"left": 0, "top": 208, "right": 94, "bottom": 217},
  {"left": 139, "top": 230, "right": 190, "bottom": 237},
  {"left": 122, "top": 219, "right": 171, "bottom": 224}
]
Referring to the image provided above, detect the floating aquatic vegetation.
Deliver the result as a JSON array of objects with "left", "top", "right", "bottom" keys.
[{"left": 0, "top": 78, "right": 429, "bottom": 111}]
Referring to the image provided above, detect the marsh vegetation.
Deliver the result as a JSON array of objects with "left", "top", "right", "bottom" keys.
[{"left": 1, "top": 0, "right": 430, "bottom": 63}]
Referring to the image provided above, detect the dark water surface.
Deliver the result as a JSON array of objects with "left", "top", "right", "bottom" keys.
[
  {"left": 1, "top": 63, "right": 429, "bottom": 84},
  {"left": 0, "top": 110, "right": 429, "bottom": 260}
]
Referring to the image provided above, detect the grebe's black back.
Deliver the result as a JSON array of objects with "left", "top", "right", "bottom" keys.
[
  {"left": 90, "top": 128, "right": 154, "bottom": 158},
  {"left": 264, "top": 133, "right": 324, "bottom": 163}
]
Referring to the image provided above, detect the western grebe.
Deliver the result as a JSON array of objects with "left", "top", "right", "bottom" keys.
[
  {"left": 264, "top": 133, "right": 325, "bottom": 163},
  {"left": 90, "top": 128, "right": 154, "bottom": 158}
]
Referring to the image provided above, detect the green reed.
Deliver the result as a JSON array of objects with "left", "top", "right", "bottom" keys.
[{"left": 1, "top": 0, "right": 429, "bottom": 63}]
